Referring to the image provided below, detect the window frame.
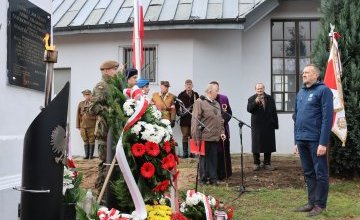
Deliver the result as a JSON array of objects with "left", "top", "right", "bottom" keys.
[
  {"left": 271, "top": 19, "right": 320, "bottom": 113},
  {"left": 123, "top": 45, "right": 158, "bottom": 83}
]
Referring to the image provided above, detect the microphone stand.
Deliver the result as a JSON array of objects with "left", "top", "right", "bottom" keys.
[
  {"left": 202, "top": 97, "right": 251, "bottom": 195},
  {"left": 177, "top": 101, "right": 209, "bottom": 192}
]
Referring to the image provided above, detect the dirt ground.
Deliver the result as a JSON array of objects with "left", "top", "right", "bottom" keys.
[{"left": 75, "top": 154, "right": 313, "bottom": 191}]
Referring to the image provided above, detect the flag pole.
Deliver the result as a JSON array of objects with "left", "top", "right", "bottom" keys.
[{"left": 134, "top": 0, "right": 141, "bottom": 78}]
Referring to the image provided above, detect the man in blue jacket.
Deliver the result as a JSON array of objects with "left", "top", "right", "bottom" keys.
[{"left": 293, "top": 64, "right": 333, "bottom": 217}]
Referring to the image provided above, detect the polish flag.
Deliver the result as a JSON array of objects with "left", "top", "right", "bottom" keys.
[
  {"left": 324, "top": 31, "right": 347, "bottom": 146},
  {"left": 132, "top": 0, "right": 144, "bottom": 70}
]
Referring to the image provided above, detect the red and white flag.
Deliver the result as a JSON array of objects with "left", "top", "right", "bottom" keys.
[
  {"left": 132, "top": 0, "right": 144, "bottom": 70},
  {"left": 324, "top": 29, "right": 347, "bottom": 146}
]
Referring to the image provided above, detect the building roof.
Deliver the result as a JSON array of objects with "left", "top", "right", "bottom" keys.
[{"left": 53, "top": 0, "right": 279, "bottom": 33}]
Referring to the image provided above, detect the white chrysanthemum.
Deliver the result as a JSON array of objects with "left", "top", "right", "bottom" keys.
[
  {"left": 131, "top": 121, "right": 145, "bottom": 135},
  {"left": 163, "top": 130, "right": 171, "bottom": 142},
  {"left": 180, "top": 202, "right": 186, "bottom": 212},
  {"left": 151, "top": 105, "right": 162, "bottom": 119},
  {"left": 208, "top": 196, "right": 216, "bottom": 206},
  {"left": 123, "top": 99, "right": 136, "bottom": 116},
  {"left": 186, "top": 194, "right": 201, "bottom": 206},
  {"left": 155, "top": 125, "right": 166, "bottom": 138},
  {"left": 160, "top": 119, "right": 171, "bottom": 126},
  {"left": 141, "top": 124, "right": 155, "bottom": 141}
]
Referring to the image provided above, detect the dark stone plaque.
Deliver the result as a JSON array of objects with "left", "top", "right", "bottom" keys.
[{"left": 7, "top": 0, "right": 51, "bottom": 91}]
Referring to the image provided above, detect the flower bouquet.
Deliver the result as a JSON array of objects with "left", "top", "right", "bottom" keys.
[
  {"left": 63, "top": 159, "right": 84, "bottom": 204},
  {"left": 122, "top": 100, "right": 178, "bottom": 198},
  {"left": 112, "top": 97, "right": 179, "bottom": 211},
  {"left": 179, "top": 190, "right": 234, "bottom": 220}
]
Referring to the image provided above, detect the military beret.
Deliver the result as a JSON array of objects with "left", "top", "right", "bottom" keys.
[
  {"left": 161, "top": 81, "right": 170, "bottom": 87},
  {"left": 82, "top": 89, "right": 92, "bottom": 95},
  {"left": 100, "top": 60, "right": 119, "bottom": 70},
  {"left": 137, "top": 78, "right": 149, "bottom": 88},
  {"left": 125, "top": 68, "right": 138, "bottom": 80}
]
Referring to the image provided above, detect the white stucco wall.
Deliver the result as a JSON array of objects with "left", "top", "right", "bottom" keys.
[
  {"left": 0, "top": 1, "right": 52, "bottom": 219},
  {"left": 239, "top": 0, "right": 321, "bottom": 155}
]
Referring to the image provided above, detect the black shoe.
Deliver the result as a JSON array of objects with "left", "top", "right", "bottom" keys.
[
  {"left": 209, "top": 181, "right": 218, "bottom": 186},
  {"left": 264, "top": 164, "right": 276, "bottom": 171},
  {"left": 198, "top": 181, "right": 207, "bottom": 186},
  {"left": 293, "top": 204, "right": 314, "bottom": 212},
  {"left": 308, "top": 206, "right": 325, "bottom": 217}
]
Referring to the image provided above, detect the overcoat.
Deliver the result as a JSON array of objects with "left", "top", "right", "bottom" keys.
[{"left": 247, "top": 93, "right": 279, "bottom": 153}]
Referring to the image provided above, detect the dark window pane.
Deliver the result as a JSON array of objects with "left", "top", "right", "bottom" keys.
[
  {"left": 274, "top": 93, "right": 283, "bottom": 111},
  {"left": 299, "top": 40, "right": 311, "bottom": 57},
  {"left": 285, "top": 75, "right": 296, "bottom": 92},
  {"left": 272, "top": 22, "right": 283, "bottom": 40},
  {"left": 124, "top": 47, "right": 157, "bottom": 82},
  {"left": 272, "top": 75, "right": 283, "bottom": 92},
  {"left": 299, "top": 21, "right": 310, "bottom": 39},
  {"left": 284, "top": 22, "right": 295, "bottom": 40},
  {"left": 284, "top": 40, "right": 296, "bottom": 57},
  {"left": 285, "top": 58, "right": 296, "bottom": 74},
  {"left": 311, "top": 21, "right": 320, "bottom": 39},
  {"left": 272, "top": 58, "right": 283, "bottom": 75},
  {"left": 272, "top": 41, "right": 283, "bottom": 57},
  {"left": 285, "top": 93, "right": 296, "bottom": 111}
]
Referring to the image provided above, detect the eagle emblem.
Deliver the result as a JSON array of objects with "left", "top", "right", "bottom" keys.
[{"left": 50, "top": 125, "right": 67, "bottom": 164}]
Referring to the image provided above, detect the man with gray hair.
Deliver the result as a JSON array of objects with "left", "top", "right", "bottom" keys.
[
  {"left": 293, "top": 64, "right": 333, "bottom": 217},
  {"left": 191, "top": 83, "right": 226, "bottom": 185},
  {"left": 247, "top": 82, "right": 278, "bottom": 171}
]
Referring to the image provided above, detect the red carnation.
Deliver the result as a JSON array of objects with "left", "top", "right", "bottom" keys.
[
  {"left": 171, "top": 212, "right": 187, "bottom": 220},
  {"left": 140, "top": 162, "right": 155, "bottom": 179},
  {"left": 163, "top": 141, "right": 171, "bottom": 153},
  {"left": 145, "top": 142, "right": 160, "bottom": 157},
  {"left": 131, "top": 143, "right": 146, "bottom": 157},
  {"left": 167, "top": 153, "right": 176, "bottom": 170},
  {"left": 161, "top": 157, "right": 170, "bottom": 170},
  {"left": 162, "top": 153, "right": 176, "bottom": 170},
  {"left": 153, "top": 180, "right": 170, "bottom": 192}
]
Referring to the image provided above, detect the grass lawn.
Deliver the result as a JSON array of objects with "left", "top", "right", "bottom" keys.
[
  {"left": 181, "top": 180, "right": 360, "bottom": 220},
  {"left": 176, "top": 155, "right": 360, "bottom": 219}
]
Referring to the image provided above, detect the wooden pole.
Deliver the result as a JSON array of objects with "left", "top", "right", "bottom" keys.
[{"left": 97, "top": 156, "right": 117, "bottom": 203}]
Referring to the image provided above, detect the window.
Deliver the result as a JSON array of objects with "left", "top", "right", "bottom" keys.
[
  {"left": 271, "top": 20, "right": 320, "bottom": 112},
  {"left": 123, "top": 47, "right": 157, "bottom": 82}
]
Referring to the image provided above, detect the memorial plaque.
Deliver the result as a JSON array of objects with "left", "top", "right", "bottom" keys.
[{"left": 7, "top": 0, "right": 51, "bottom": 91}]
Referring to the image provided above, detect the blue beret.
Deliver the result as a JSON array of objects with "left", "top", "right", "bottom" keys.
[{"left": 137, "top": 78, "right": 149, "bottom": 88}]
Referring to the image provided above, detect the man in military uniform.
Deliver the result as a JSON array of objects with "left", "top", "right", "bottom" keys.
[
  {"left": 90, "top": 60, "right": 119, "bottom": 194},
  {"left": 152, "top": 81, "right": 176, "bottom": 127},
  {"left": 76, "top": 89, "right": 96, "bottom": 159}
]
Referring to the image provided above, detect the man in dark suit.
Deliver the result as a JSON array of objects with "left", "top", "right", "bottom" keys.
[{"left": 247, "top": 83, "right": 279, "bottom": 171}]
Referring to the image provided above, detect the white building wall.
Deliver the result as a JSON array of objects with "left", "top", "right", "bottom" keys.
[
  {"left": 0, "top": 1, "right": 52, "bottom": 219},
  {"left": 241, "top": 0, "right": 321, "bottom": 155}
]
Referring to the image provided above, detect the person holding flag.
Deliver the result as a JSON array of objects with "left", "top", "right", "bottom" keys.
[{"left": 293, "top": 64, "right": 333, "bottom": 217}]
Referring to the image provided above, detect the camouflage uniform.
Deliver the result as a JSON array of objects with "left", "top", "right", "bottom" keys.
[{"left": 90, "top": 73, "right": 115, "bottom": 194}]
